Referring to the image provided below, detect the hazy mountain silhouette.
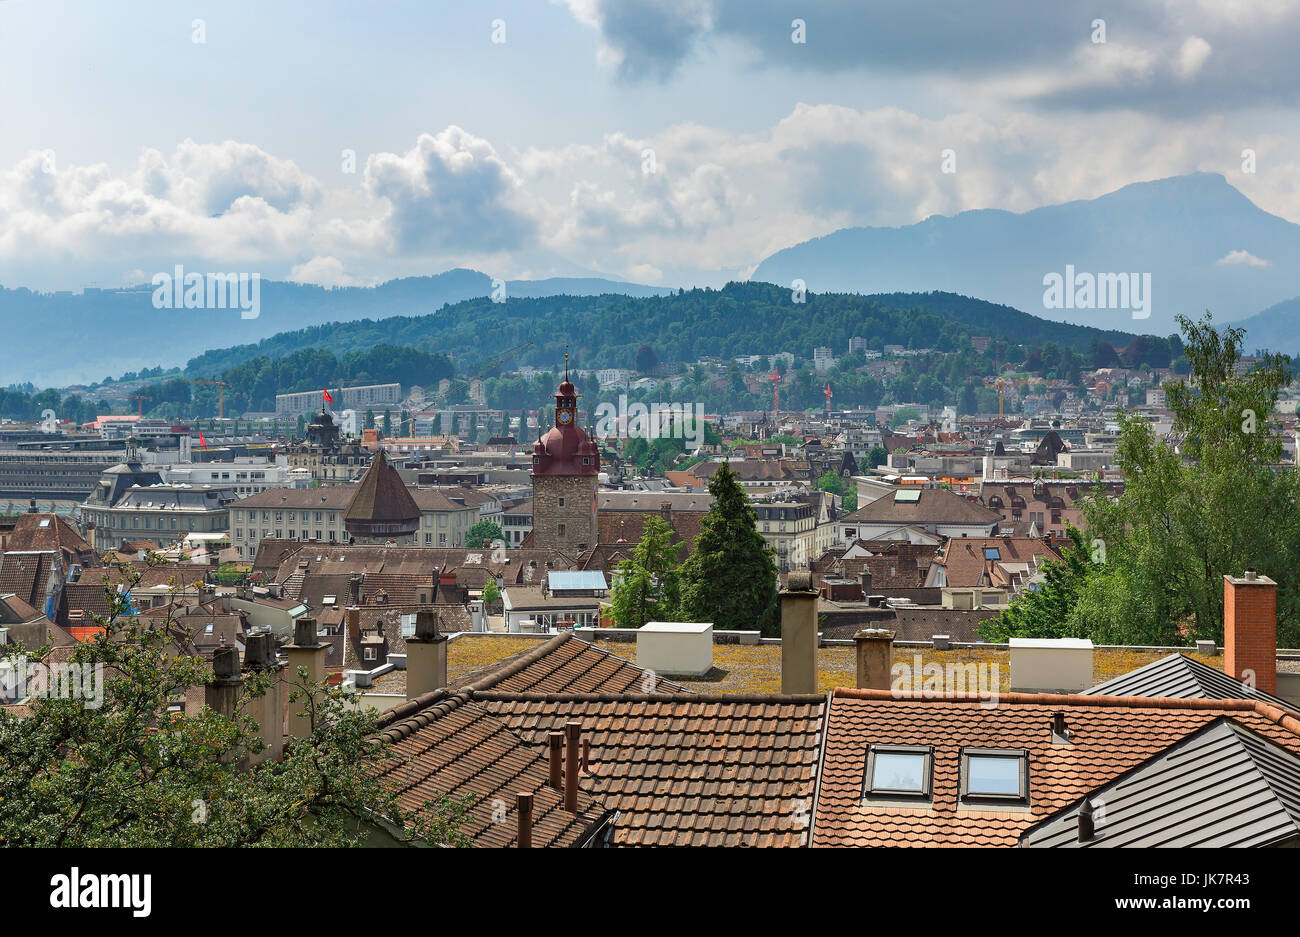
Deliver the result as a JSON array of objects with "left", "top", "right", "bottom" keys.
[{"left": 753, "top": 173, "right": 1300, "bottom": 336}]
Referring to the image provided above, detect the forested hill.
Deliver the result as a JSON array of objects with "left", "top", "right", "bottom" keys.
[{"left": 186, "top": 282, "right": 1149, "bottom": 380}]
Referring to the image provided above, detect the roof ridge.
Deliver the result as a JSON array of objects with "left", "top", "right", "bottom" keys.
[
  {"left": 472, "top": 690, "right": 827, "bottom": 704},
  {"left": 832, "top": 687, "right": 1300, "bottom": 734},
  {"left": 456, "top": 632, "right": 571, "bottom": 691}
]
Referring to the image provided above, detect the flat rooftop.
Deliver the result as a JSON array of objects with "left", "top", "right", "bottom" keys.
[{"left": 370, "top": 633, "right": 1236, "bottom": 697}]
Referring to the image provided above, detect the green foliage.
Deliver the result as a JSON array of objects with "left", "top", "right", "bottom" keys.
[
  {"left": 980, "top": 525, "right": 1095, "bottom": 641},
  {"left": 609, "top": 515, "right": 684, "bottom": 629},
  {"left": 466, "top": 520, "right": 504, "bottom": 549},
  {"left": 482, "top": 578, "right": 500, "bottom": 606},
  {"left": 1009, "top": 313, "right": 1300, "bottom": 646},
  {"left": 865, "top": 445, "right": 888, "bottom": 469},
  {"left": 0, "top": 562, "right": 470, "bottom": 847},
  {"left": 678, "top": 464, "right": 779, "bottom": 634}
]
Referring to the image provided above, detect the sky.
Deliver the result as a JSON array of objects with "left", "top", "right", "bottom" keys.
[{"left": 2, "top": 0, "right": 1299, "bottom": 291}]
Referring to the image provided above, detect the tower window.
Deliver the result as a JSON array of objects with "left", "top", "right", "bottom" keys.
[
  {"left": 558, "top": 498, "right": 565, "bottom": 507},
  {"left": 558, "top": 524, "right": 566, "bottom": 537}
]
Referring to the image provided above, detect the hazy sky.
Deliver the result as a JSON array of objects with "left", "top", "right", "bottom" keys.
[{"left": 2, "top": 0, "right": 1298, "bottom": 289}]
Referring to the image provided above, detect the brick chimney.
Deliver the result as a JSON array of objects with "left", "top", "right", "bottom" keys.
[
  {"left": 780, "top": 570, "right": 818, "bottom": 695},
  {"left": 1224, "top": 571, "right": 1277, "bottom": 694},
  {"left": 206, "top": 643, "right": 242, "bottom": 720},
  {"left": 853, "top": 628, "right": 895, "bottom": 691},
  {"left": 242, "top": 631, "right": 285, "bottom": 764},
  {"left": 405, "top": 610, "right": 447, "bottom": 699},
  {"left": 284, "top": 617, "right": 326, "bottom": 741}
]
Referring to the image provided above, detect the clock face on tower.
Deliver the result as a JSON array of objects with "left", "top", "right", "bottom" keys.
[{"left": 558, "top": 410, "right": 572, "bottom": 425}]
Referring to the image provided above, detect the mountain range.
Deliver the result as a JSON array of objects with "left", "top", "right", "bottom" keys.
[
  {"left": 753, "top": 173, "right": 1300, "bottom": 342},
  {"left": 6, "top": 172, "right": 1299, "bottom": 387}
]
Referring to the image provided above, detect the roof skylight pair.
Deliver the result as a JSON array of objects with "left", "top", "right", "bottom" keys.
[{"left": 864, "top": 744, "right": 1028, "bottom": 804}]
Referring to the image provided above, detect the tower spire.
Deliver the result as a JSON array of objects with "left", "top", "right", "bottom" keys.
[{"left": 564, "top": 345, "right": 569, "bottom": 381}]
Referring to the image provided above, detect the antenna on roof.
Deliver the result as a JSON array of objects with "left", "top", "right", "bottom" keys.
[{"left": 564, "top": 345, "right": 570, "bottom": 381}]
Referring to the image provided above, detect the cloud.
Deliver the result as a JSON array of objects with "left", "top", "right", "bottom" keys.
[
  {"left": 1216, "top": 249, "right": 1270, "bottom": 267},
  {"left": 557, "top": 0, "right": 1300, "bottom": 115},
  {"left": 363, "top": 126, "right": 539, "bottom": 254},
  {"left": 288, "top": 256, "right": 372, "bottom": 287}
]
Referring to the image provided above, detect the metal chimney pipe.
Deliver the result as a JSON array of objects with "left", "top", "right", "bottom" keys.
[
  {"left": 1078, "top": 799, "right": 1095, "bottom": 842},
  {"left": 516, "top": 791, "right": 533, "bottom": 848},
  {"left": 548, "top": 731, "right": 564, "bottom": 790},
  {"left": 564, "top": 721, "right": 581, "bottom": 812}
]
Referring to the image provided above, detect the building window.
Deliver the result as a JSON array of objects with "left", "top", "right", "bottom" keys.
[
  {"left": 959, "top": 748, "right": 1029, "bottom": 804},
  {"left": 558, "top": 523, "right": 566, "bottom": 537},
  {"left": 558, "top": 497, "right": 565, "bottom": 508},
  {"left": 363, "top": 647, "right": 375, "bottom": 661},
  {"left": 863, "top": 744, "right": 932, "bottom": 800}
]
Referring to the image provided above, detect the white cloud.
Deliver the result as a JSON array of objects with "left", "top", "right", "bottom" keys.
[
  {"left": 1216, "top": 249, "right": 1270, "bottom": 267},
  {"left": 288, "top": 256, "right": 371, "bottom": 287}
]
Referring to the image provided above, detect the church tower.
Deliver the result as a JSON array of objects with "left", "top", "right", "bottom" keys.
[{"left": 530, "top": 358, "right": 600, "bottom": 553}]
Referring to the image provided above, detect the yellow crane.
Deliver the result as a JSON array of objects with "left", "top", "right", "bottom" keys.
[{"left": 193, "top": 379, "right": 228, "bottom": 419}]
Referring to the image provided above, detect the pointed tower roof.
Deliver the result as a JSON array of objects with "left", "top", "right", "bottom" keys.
[{"left": 344, "top": 449, "right": 420, "bottom": 540}]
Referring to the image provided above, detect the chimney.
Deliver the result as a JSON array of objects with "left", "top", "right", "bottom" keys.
[
  {"left": 859, "top": 566, "right": 872, "bottom": 597},
  {"left": 780, "top": 570, "right": 818, "bottom": 695},
  {"left": 241, "top": 631, "right": 285, "bottom": 764},
  {"left": 853, "top": 628, "right": 895, "bottom": 691},
  {"left": 1078, "top": 798, "right": 1095, "bottom": 842},
  {"left": 405, "top": 610, "right": 447, "bottom": 699},
  {"left": 206, "top": 643, "right": 242, "bottom": 721},
  {"left": 1224, "top": 570, "right": 1277, "bottom": 694},
  {"left": 564, "top": 721, "right": 581, "bottom": 812},
  {"left": 548, "top": 731, "right": 564, "bottom": 790},
  {"left": 659, "top": 501, "right": 672, "bottom": 526},
  {"left": 345, "top": 606, "right": 361, "bottom": 646},
  {"left": 284, "top": 617, "right": 326, "bottom": 741},
  {"left": 516, "top": 792, "right": 533, "bottom": 848},
  {"left": 348, "top": 572, "right": 362, "bottom": 606}
]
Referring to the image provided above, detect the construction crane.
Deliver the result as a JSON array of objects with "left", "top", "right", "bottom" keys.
[
  {"left": 193, "top": 379, "right": 228, "bottom": 419},
  {"left": 770, "top": 370, "right": 781, "bottom": 416},
  {"left": 823, "top": 382, "right": 832, "bottom": 415},
  {"left": 102, "top": 393, "right": 151, "bottom": 417},
  {"left": 983, "top": 374, "right": 1027, "bottom": 420}
]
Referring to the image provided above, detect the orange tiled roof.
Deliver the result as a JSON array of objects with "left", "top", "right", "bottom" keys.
[{"left": 813, "top": 688, "right": 1300, "bottom": 848}]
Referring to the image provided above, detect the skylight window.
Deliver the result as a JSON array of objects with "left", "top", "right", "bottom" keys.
[
  {"left": 983, "top": 547, "right": 1001, "bottom": 560},
  {"left": 893, "top": 489, "right": 922, "bottom": 503},
  {"left": 960, "top": 748, "right": 1028, "bottom": 804},
  {"left": 863, "top": 744, "right": 932, "bottom": 800}
]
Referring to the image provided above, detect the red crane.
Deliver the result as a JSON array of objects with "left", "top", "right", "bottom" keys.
[
  {"left": 770, "top": 370, "right": 781, "bottom": 416},
  {"left": 823, "top": 382, "right": 832, "bottom": 414}
]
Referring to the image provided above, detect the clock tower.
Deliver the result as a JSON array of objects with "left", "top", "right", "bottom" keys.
[{"left": 531, "top": 356, "right": 600, "bottom": 553}]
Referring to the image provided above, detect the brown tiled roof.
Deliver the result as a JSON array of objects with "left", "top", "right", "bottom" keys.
[
  {"left": 448, "top": 632, "right": 689, "bottom": 695},
  {"left": 932, "top": 536, "right": 1063, "bottom": 588},
  {"left": 345, "top": 449, "right": 420, "bottom": 523},
  {"left": 60, "top": 582, "right": 116, "bottom": 623},
  {"left": 370, "top": 691, "right": 608, "bottom": 847},
  {"left": 813, "top": 688, "right": 1300, "bottom": 848},
  {"left": 845, "top": 487, "right": 1000, "bottom": 526},
  {"left": 0, "top": 552, "right": 55, "bottom": 606},
  {"left": 477, "top": 692, "right": 827, "bottom": 846},
  {"left": 4, "top": 513, "right": 96, "bottom": 567}
]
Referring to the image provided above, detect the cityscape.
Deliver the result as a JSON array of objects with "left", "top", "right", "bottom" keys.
[{"left": 1, "top": 0, "right": 1297, "bottom": 907}]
